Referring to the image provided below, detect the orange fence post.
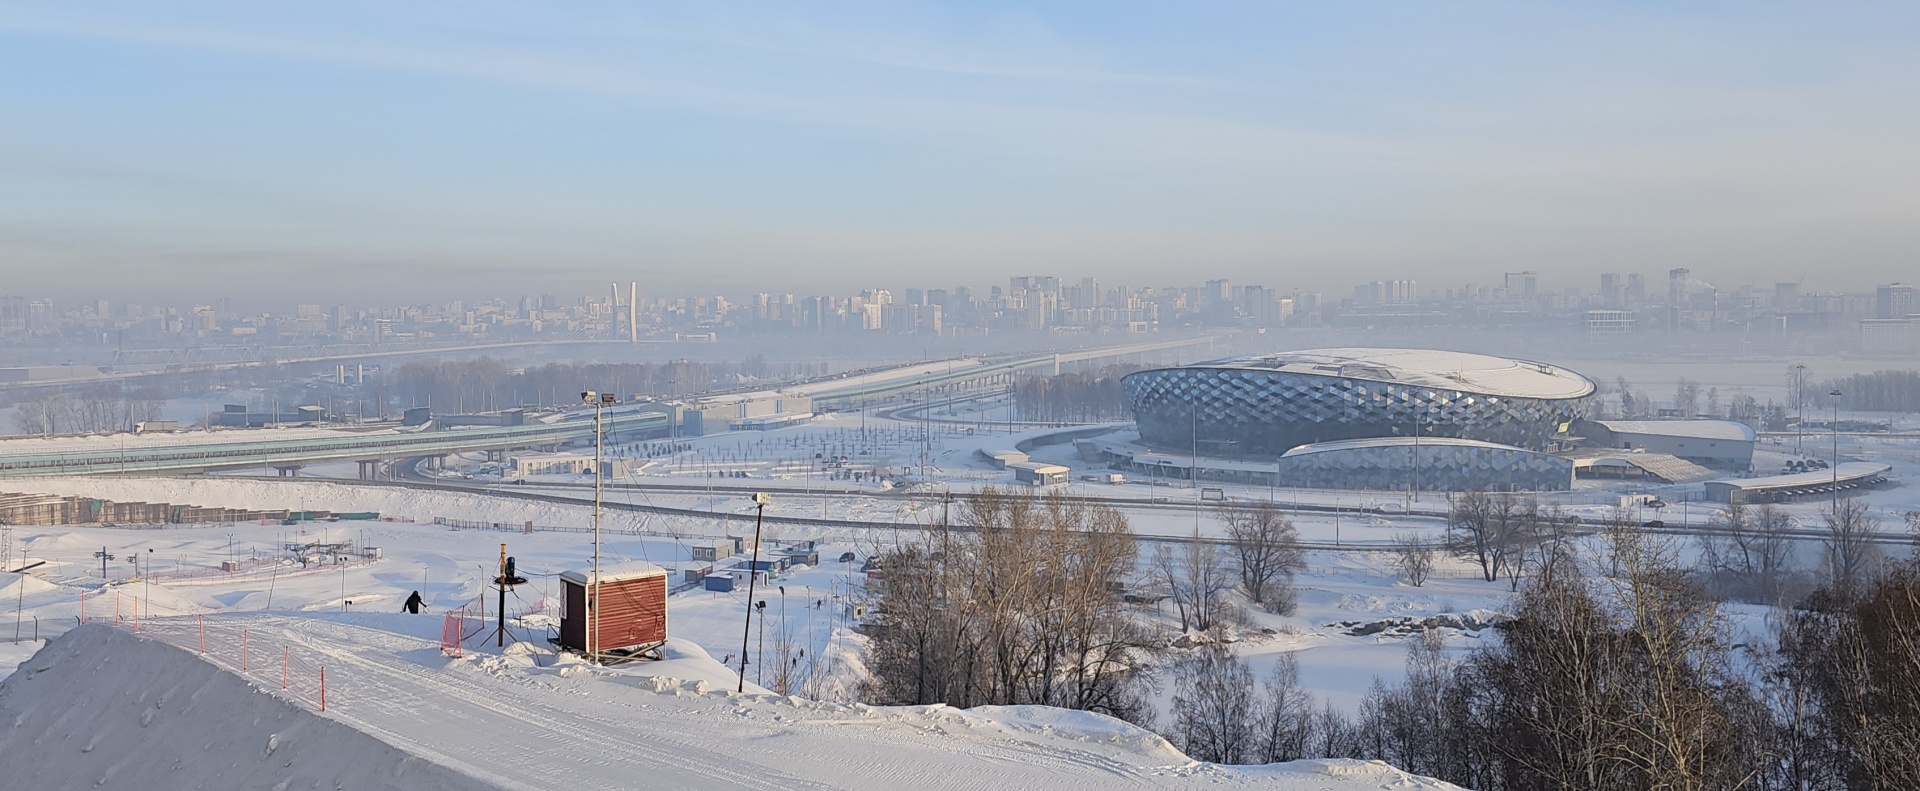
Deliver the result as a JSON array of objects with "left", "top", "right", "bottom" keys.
[
  {"left": 198, "top": 615, "right": 205, "bottom": 653},
  {"left": 319, "top": 667, "right": 327, "bottom": 712},
  {"left": 241, "top": 630, "right": 249, "bottom": 673}
]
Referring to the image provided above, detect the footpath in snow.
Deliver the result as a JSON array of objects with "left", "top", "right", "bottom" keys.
[{"left": 0, "top": 613, "right": 1460, "bottom": 791}]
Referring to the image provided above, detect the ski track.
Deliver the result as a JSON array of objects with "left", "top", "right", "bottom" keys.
[{"left": 224, "top": 614, "right": 1192, "bottom": 791}]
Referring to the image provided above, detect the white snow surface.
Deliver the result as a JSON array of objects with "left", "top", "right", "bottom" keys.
[{"left": 0, "top": 615, "right": 1461, "bottom": 791}]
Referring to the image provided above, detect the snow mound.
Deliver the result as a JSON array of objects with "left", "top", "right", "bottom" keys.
[{"left": 0, "top": 625, "right": 500, "bottom": 791}]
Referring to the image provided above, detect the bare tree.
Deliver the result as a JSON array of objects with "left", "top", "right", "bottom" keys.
[
  {"left": 1165, "top": 644, "right": 1256, "bottom": 764},
  {"left": 1154, "top": 535, "right": 1236, "bottom": 633},
  {"left": 1699, "top": 500, "right": 1798, "bottom": 603},
  {"left": 1252, "top": 651, "right": 1315, "bottom": 763},
  {"left": 1674, "top": 378, "right": 1702, "bottom": 417},
  {"left": 863, "top": 488, "right": 1160, "bottom": 723},
  {"left": 1448, "top": 490, "right": 1526, "bottom": 582},
  {"left": 1218, "top": 503, "right": 1306, "bottom": 613},
  {"left": 1392, "top": 533, "right": 1436, "bottom": 587},
  {"left": 1824, "top": 498, "right": 1884, "bottom": 590}
]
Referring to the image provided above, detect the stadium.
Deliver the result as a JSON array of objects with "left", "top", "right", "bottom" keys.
[{"left": 1116, "top": 348, "right": 1597, "bottom": 491}]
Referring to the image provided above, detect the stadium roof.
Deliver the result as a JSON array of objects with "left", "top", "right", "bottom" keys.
[
  {"left": 1185, "top": 348, "right": 1595, "bottom": 400},
  {"left": 1279, "top": 436, "right": 1535, "bottom": 457},
  {"left": 1588, "top": 419, "right": 1756, "bottom": 442}
]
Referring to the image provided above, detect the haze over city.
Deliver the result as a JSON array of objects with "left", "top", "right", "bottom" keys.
[
  {"left": 7, "top": 5, "right": 1920, "bottom": 791},
  {"left": 5, "top": 2, "right": 1919, "bottom": 303}
]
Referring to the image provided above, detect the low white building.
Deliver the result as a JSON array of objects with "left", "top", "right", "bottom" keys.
[{"left": 1579, "top": 419, "right": 1756, "bottom": 471}]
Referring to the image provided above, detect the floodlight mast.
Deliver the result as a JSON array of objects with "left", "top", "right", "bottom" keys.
[
  {"left": 740, "top": 492, "right": 771, "bottom": 692},
  {"left": 582, "top": 390, "right": 610, "bottom": 663}
]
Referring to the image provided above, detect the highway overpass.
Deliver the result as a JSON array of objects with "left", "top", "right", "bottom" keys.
[{"left": 0, "top": 411, "right": 667, "bottom": 478}]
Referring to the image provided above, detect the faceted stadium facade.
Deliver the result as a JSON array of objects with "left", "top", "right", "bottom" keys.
[
  {"left": 1272, "top": 438, "right": 1576, "bottom": 492},
  {"left": 1122, "top": 348, "right": 1595, "bottom": 459}
]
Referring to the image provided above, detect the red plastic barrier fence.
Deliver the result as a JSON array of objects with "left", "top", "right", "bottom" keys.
[{"left": 84, "top": 604, "right": 328, "bottom": 713}]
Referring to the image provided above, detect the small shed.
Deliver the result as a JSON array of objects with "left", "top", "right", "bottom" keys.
[
  {"left": 1011, "top": 461, "right": 1070, "bottom": 486},
  {"left": 560, "top": 561, "right": 668, "bottom": 659},
  {"left": 689, "top": 540, "right": 734, "bottom": 562}
]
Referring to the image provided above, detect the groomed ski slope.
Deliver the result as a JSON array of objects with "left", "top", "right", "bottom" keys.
[{"left": 0, "top": 614, "right": 1459, "bottom": 791}]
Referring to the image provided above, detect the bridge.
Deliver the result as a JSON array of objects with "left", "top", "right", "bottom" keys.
[{"left": 0, "top": 411, "right": 667, "bottom": 479}]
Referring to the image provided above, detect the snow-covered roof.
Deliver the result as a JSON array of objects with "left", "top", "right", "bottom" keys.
[
  {"left": 560, "top": 561, "right": 667, "bottom": 585},
  {"left": 1183, "top": 348, "right": 1595, "bottom": 400},
  {"left": 1589, "top": 420, "right": 1756, "bottom": 442},
  {"left": 1280, "top": 437, "right": 1536, "bottom": 457},
  {"left": 1708, "top": 462, "right": 1891, "bottom": 491}
]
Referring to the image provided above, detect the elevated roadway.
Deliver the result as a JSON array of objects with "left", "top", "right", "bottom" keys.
[
  {"left": 0, "top": 411, "right": 667, "bottom": 478},
  {"left": 804, "top": 337, "right": 1213, "bottom": 409}
]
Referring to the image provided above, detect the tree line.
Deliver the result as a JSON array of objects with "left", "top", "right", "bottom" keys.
[
  {"left": 1822, "top": 370, "right": 1920, "bottom": 414},
  {"left": 862, "top": 493, "right": 1307, "bottom": 724},
  {"left": 1011, "top": 364, "right": 1145, "bottom": 423},
  {"left": 9, "top": 384, "right": 166, "bottom": 435},
  {"left": 866, "top": 488, "right": 1920, "bottom": 789},
  {"left": 389, "top": 355, "right": 824, "bottom": 412},
  {"left": 1166, "top": 497, "right": 1920, "bottom": 790}
]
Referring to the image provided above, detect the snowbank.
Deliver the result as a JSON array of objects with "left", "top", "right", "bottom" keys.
[{"left": 0, "top": 625, "right": 501, "bottom": 790}]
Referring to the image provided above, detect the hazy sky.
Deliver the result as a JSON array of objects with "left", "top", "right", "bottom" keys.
[{"left": 2, "top": 2, "right": 1917, "bottom": 304}]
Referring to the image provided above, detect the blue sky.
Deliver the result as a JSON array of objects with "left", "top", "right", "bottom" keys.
[{"left": 2, "top": 2, "right": 1917, "bottom": 303}]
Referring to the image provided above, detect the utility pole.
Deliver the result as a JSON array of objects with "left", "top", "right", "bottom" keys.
[{"left": 740, "top": 492, "right": 771, "bottom": 692}]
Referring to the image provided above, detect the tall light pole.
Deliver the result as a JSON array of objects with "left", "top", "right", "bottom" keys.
[
  {"left": 582, "top": 390, "right": 614, "bottom": 663},
  {"left": 740, "top": 492, "right": 771, "bottom": 692},
  {"left": 1830, "top": 388, "right": 1842, "bottom": 516},
  {"left": 1794, "top": 364, "right": 1807, "bottom": 456}
]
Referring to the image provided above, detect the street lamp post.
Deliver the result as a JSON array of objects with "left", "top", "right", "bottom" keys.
[
  {"left": 1794, "top": 364, "right": 1807, "bottom": 456},
  {"left": 1830, "top": 389, "right": 1843, "bottom": 516},
  {"left": 740, "top": 492, "right": 771, "bottom": 692},
  {"left": 581, "top": 390, "right": 615, "bottom": 663}
]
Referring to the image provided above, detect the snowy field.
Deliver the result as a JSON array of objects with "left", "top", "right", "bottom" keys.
[
  {"left": 0, "top": 480, "right": 1483, "bottom": 787},
  {"left": 5, "top": 400, "right": 1920, "bottom": 788}
]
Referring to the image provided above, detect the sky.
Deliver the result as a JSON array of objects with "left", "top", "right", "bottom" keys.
[{"left": 2, "top": 1, "right": 1917, "bottom": 304}]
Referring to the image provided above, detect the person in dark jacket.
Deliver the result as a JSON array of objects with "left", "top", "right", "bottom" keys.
[{"left": 403, "top": 591, "right": 424, "bottom": 614}]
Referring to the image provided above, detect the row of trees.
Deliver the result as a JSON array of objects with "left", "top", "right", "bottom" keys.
[
  {"left": 1170, "top": 525, "right": 1920, "bottom": 789},
  {"left": 862, "top": 489, "right": 1161, "bottom": 722},
  {"left": 1823, "top": 370, "right": 1920, "bottom": 413},
  {"left": 863, "top": 496, "right": 1308, "bottom": 724},
  {"left": 9, "top": 384, "right": 166, "bottom": 435},
  {"left": 1011, "top": 364, "right": 1144, "bottom": 423},
  {"left": 1608, "top": 375, "right": 1791, "bottom": 430},
  {"left": 389, "top": 356, "right": 824, "bottom": 412}
]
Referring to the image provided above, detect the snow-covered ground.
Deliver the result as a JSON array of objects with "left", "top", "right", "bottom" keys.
[
  {"left": 1, "top": 619, "right": 1457, "bottom": 790},
  {"left": 5, "top": 398, "right": 1918, "bottom": 788}
]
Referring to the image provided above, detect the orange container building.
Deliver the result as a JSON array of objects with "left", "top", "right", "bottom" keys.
[{"left": 560, "top": 561, "right": 668, "bottom": 658}]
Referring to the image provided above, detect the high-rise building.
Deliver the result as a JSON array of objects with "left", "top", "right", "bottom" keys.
[
  {"left": 1668, "top": 268, "right": 1691, "bottom": 330},
  {"left": 1774, "top": 282, "right": 1801, "bottom": 311},
  {"left": 1876, "top": 283, "right": 1916, "bottom": 319},
  {"left": 1205, "top": 279, "right": 1231, "bottom": 303},
  {"left": 1504, "top": 271, "right": 1538, "bottom": 297},
  {"left": 1388, "top": 279, "right": 1416, "bottom": 304}
]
